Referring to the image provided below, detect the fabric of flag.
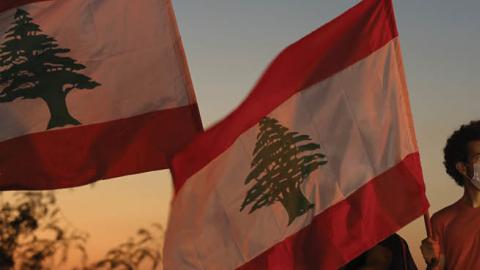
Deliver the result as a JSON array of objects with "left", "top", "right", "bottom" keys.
[
  {"left": 164, "top": 0, "right": 429, "bottom": 269},
  {"left": 0, "top": 0, "right": 202, "bottom": 190}
]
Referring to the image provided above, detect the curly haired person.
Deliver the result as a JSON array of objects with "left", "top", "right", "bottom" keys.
[{"left": 421, "top": 120, "right": 480, "bottom": 269}]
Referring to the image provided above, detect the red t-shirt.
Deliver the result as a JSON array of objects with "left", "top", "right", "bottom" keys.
[{"left": 432, "top": 198, "right": 480, "bottom": 269}]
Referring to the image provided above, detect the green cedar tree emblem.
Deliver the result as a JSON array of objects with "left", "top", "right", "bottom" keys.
[
  {"left": 240, "top": 117, "right": 328, "bottom": 225},
  {"left": 0, "top": 9, "right": 100, "bottom": 130}
]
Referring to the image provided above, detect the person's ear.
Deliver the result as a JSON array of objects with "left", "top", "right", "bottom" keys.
[{"left": 456, "top": 162, "right": 468, "bottom": 176}]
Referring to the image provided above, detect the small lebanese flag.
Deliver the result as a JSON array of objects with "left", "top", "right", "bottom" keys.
[
  {"left": 0, "top": 0, "right": 202, "bottom": 190},
  {"left": 164, "top": 0, "right": 429, "bottom": 269}
]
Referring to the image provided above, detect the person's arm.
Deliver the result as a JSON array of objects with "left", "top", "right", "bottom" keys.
[
  {"left": 357, "top": 245, "right": 392, "bottom": 270},
  {"left": 421, "top": 237, "right": 445, "bottom": 270}
]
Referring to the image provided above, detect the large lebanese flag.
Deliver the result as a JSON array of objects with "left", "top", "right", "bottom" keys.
[
  {"left": 0, "top": 0, "right": 202, "bottom": 190},
  {"left": 164, "top": 0, "right": 428, "bottom": 269}
]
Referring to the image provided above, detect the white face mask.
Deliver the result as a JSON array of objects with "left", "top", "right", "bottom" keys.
[{"left": 468, "top": 163, "right": 480, "bottom": 190}]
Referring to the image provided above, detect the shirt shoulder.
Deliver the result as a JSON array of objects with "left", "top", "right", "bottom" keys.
[{"left": 432, "top": 199, "right": 463, "bottom": 223}]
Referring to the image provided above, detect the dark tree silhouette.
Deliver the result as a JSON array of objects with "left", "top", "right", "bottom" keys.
[
  {"left": 0, "top": 191, "right": 164, "bottom": 270},
  {"left": 0, "top": 192, "right": 88, "bottom": 270},
  {"left": 0, "top": 9, "right": 100, "bottom": 129},
  {"left": 240, "top": 117, "right": 328, "bottom": 225},
  {"left": 83, "top": 224, "right": 163, "bottom": 270}
]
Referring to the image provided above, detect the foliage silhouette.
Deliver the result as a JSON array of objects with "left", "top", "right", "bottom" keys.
[
  {"left": 0, "top": 192, "right": 163, "bottom": 270},
  {"left": 81, "top": 224, "right": 163, "bottom": 270},
  {"left": 0, "top": 192, "right": 88, "bottom": 270}
]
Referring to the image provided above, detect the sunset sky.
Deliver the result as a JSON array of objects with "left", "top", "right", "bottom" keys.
[{"left": 4, "top": 0, "right": 480, "bottom": 269}]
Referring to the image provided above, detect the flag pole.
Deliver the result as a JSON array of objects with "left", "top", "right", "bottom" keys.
[
  {"left": 423, "top": 211, "right": 433, "bottom": 238},
  {"left": 424, "top": 211, "right": 439, "bottom": 269}
]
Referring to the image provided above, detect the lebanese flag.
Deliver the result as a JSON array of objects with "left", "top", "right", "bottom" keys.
[
  {"left": 0, "top": 0, "right": 202, "bottom": 190},
  {"left": 164, "top": 0, "right": 429, "bottom": 269}
]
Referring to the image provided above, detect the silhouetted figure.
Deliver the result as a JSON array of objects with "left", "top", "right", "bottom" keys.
[{"left": 341, "top": 234, "right": 417, "bottom": 270}]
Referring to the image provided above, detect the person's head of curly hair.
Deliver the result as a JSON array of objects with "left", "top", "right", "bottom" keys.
[{"left": 444, "top": 120, "right": 480, "bottom": 186}]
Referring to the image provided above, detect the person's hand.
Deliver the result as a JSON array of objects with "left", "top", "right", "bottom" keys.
[{"left": 421, "top": 237, "right": 440, "bottom": 266}]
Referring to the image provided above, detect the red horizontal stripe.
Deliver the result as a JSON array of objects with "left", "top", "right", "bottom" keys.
[
  {"left": 237, "top": 152, "right": 428, "bottom": 270},
  {"left": 172, "top": 0, "right": 399, "bottom": 192},
  {"left": 0, "top": 0, "right": 52, "bottom": 13},
  {"left": 0, "top": 104, "right": 203, "bottom": 190}
]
